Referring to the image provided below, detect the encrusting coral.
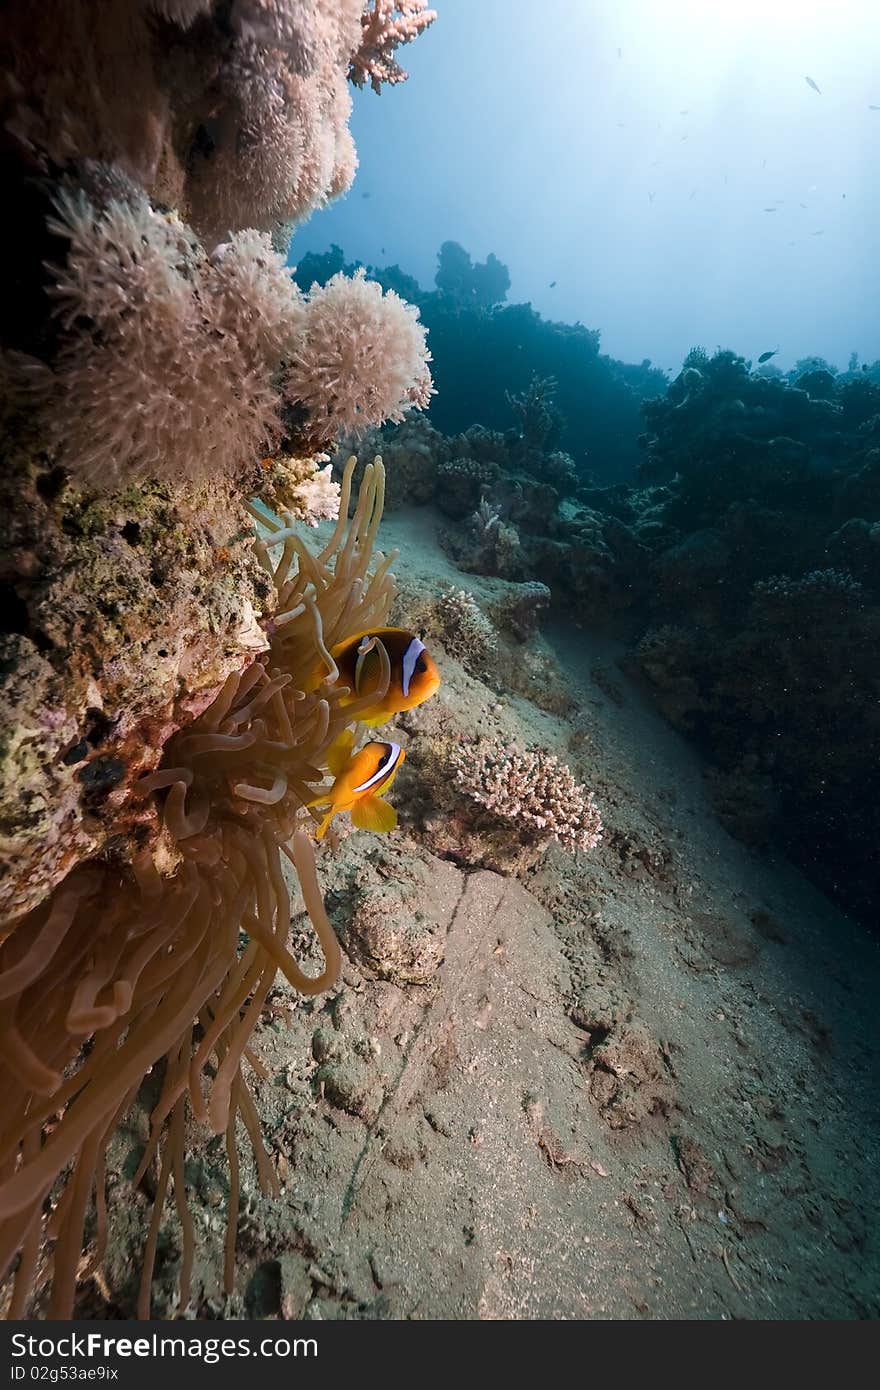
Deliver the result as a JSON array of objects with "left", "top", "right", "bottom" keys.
[
  {"left": 0, "top": 461, "right": 272, "bottom": 923},
  {"left": 255, "top": 454, "right": 341, "bottom": 527},
  {"left": 0, "top": 458, "right": 400, "bottom": 1317}
]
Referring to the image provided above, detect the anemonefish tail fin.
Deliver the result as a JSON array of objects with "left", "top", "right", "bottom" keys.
[
  {"left": 351, "top": 796, "right": 398, "bottom": 834},
  {"left": 324, "top": 729, "right": 355, "bottom": 776},
  {"left": 313, "top": 807, "right": 336, "bottom": 841}
]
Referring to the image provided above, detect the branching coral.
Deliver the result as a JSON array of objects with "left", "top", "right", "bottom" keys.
[
  {"left": 256, "top": 455, "right": 341, "bottom": 528},
  {"left": 434, "top": 588, "right": 498, "bottom": 669},
  {"left": 350, "top": 1, "right": 437, "bottom": 93},
  {"left": 284, "top": 268, "right": 433, "bottom": 444},
  {"left": 452, "top": 498, "right": 523, "bottom": 579},
  {"left": 451, "top": 740, "right": 602, "bottom": 854},
  {"left": 506, "top": 374, "right": 562, "bottom": 452},
  {"left": 0, "top": 458, "right": 396, "bottom": 1317},
  {"left": 751, "top": 567, "right": 863, "bottom": 612}
]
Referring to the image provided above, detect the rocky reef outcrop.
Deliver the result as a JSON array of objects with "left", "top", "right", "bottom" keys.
[{"left": 357, "top": 347, "right": 880, "bottom": 930}]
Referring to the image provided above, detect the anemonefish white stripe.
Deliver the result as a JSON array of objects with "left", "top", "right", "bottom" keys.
[
  {"left": 400, "top": 637, "right": 426, "bottom": 698},
  {"left": 353, "top": 742, "right": 404, "bottom": 795}
]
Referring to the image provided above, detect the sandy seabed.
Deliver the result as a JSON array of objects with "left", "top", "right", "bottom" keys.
[{"left": 89, "top": 507, "right": 880, "bottom": 1321}]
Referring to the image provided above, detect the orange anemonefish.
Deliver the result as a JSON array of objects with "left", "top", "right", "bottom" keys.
[
  {"left": 306, "top": 731, "right": 406, "bottom": 839},
  {"left": 330, "top": 628, "right": 440, "bottom": 728}
]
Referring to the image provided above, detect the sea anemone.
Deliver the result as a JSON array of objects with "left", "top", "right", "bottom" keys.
[{"left": 0, "top": 458, "right": 395, "bottom": 1317}]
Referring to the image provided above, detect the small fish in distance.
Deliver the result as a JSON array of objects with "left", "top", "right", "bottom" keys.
[
  {"left": 549, "top": 280, "right": 557, "bottom": 288},
  {"left": 805, "top": 76, "right": 822, "bottom": 94},
  {"left": 757, "top": 350, "right": 779, "bottom": 364}
]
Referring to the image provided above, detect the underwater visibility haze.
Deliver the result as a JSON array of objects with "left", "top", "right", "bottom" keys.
[
  {"left": 294, "top": 0, "right": 880, "bottom": 374},
  {"left": 0, "top": 0, "right": 877, "bottom": 1326}
]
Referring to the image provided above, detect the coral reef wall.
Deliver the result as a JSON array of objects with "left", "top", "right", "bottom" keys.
[
  {"left": 1, "top": 2, "right": 436, "bottom": 923},
  {"left": 0, "top": 0, "right": 436, "bottom": 1316},
  {"left": 0, "top": 0, "right": 435, "bottom": 246}
]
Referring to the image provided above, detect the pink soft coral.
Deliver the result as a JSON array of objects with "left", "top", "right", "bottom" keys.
[
  {"left": 1, "top": 1, "right": 376, "bottom": 244},
  {"left": 284, "top": 268, "right": 433, "bottom": 441},
  {"left": 187, "top": 2, "right": 364, "bottom": 242},
  {"left": 32, "top": 194, "right": 304, "bottom": 487},
  {"left": 26, "top": 193, "right": 433, "bottom": 486}
]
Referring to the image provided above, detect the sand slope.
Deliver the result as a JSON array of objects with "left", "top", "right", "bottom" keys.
[{"left": 96, "top": 507, "right": 879, "bottom": 1320}]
